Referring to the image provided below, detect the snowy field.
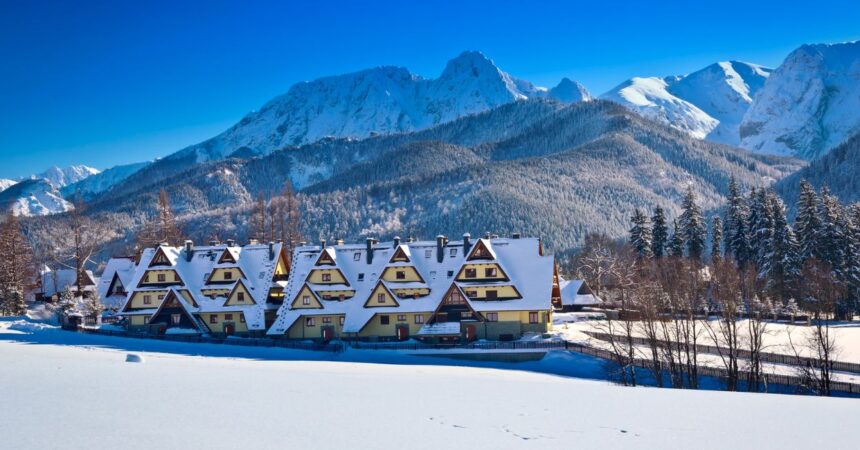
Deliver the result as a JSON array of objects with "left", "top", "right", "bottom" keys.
[{"left": 1, "top": 320, "right": 858, "bottom": 449}]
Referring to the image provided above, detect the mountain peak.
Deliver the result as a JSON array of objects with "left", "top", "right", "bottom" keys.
[
  {"left": 439, "top": 50, "right": 504, "bottom": 80},
  {"left": 548, "top": 78, "right": 592, "bottom": 103}
]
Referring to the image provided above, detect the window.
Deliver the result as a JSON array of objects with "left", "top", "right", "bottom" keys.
[
  {"left": 397, "top": 315, "right": 406, "bottom": 322},
  {"left": 157, "top": 273, "right": 166, "bottom": 282},
  {"left": 465, "top": 268, "right": 477, "bottom": 278},
  {"left": 305, "top": 317, "right": 316, "bottom": 326},
  {"left": 240, "top": 315, "right": 245, "bottom": 323},
  {"left": 322, "top": 316, "right": 332, "bottom": 324},
  {"left": 414, "top": 314, "right": 424, "bottom": 324},
  {"left": 486, "top": 312, "right": 498, "bottom": 322},
  {"left": 210, "top": 315, "right": 218, "bottom": 324},
  {"left": 321, "top": 273, "right": 331, "bottom": 282},
  {"left": 485, "top": 267, "right": 498, "bottom": 278},
  {"left": 396, "top": 271, "right": 406, "bottom": 280},
  {"left": 143, "top": 295, "right": 152, "bottom": 305},
  {"left": 377, "top": 293, "right": 386, "bottom": 304},
  {"left": 173, "top": 272, "right": 178, "bottom": 282},
  {"left": 225, "top": 314, "right": 233, "bottom": 321},
  {"left": 354, "top": 252, "right": 361, "bottom": 261},
  {"left": 449, "top": 248, "right": 457, "bottom": 257},
  {"left": 171, "top": 314, "right": 181, "bottom": 325},
  {"left": 158, "top": 294, "right": 164, "bottom": 301},
  {"left": 445, "top": 291, "right": 464, "bottom": 305},
  {"left": 379, "top": 315, "right": 390, "bottom": 325},
  {"left": 467, "top": 290, "right": 477, "bottom": 298},
  {"left": 357, "top": 273, "right": 365, "bottom": 281},
  {"left": 302, "top": 295, "right": 311, "bottom": 305},
  {"left": 486, "top": 290, "right": 498, "bottom": 300},
  {"left": 237, "top": 292, "right": 245, "bottom": 302},
  {"left": 424, "top": 249, "right": 432, "bottom": 259},
  {"left": 224, "top": 271, "right": 233, "bottom": 280},
  {"left": 339, "top": 294, "right": 346, "bottom": 301},
  {"left": 429, "top": 271, "right": 436, "bottom": 279},
  {"left": 322, "top": 294, "right": 331, "bottom": 300},
  {"left": 447, "top": 270, "right": 454, "bottom": 278},
  {"left": 339, "top": 316, "right": 345, "bottom": 326},
  {"left": 529, "top": 312, "right": 539, "bottom": 324}
]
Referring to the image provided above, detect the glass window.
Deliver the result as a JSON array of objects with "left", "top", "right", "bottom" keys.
[
  {"left": 465, "top": 268, "right": 476, "bottom": 278},
  {"left": 396, "top": 271, "right": 406, "bottom": 280},
  {"left": 486, "top": 312, "right": 498, "bottom": 322},
  {"left": 354, "top": 252, "right": 361, "bottom": 261},
  {"left": 485, "top": 267, "right": 498, "bottom": 278},
  {"left": 143, "top": 295, "right": 152, "bottom": 305},
  {"left": 357, "top": 273, "right": 365, "bottom": 281},
  {"left": 306, "top": 317, "right": 315, "bottom": 326},
  {"left": 486, "top": 290, "right": 498, "bottom": 300},
  {"left": 424, "top": 249, "right": 432, "bottom": 258},
  {"left": 302, "top": 296, "right": 310, "bottom": 305},
  {"left": 323, "top": 317, "right": 332, "bottom": 324},
  {"left": 225, "top": 314, "right": 233, "bottom": 321},
  {"left": 449, "top": 248, "right": 457, "bottom": 257},
  {"left": 397, "top": 315, "right": 406, "bottom": 322},
  {"left": 379, "top": 315, "right": 390, "bottom": 325},
  {"left": 157, "top": 273, "right": 166, "bottom": 282},
  {"left": 529, "top": 312, "right": 539, "bottom": 324},
  {"left": 377, "top": 293, "right": 386, "bottom": 303},
  {"left": 322, "top": 273, "right": 331, "bottom": 282},
  {"left": 224, "top": 271, "right": 233, "bottom": 280},
  {"left": 414, "top": 314, "right": 424, "bottom": 324},
  {"left": 237, "top": 292, "right": 245, "bottom": 301},
  {"left": 210, "top": 315, "right": 217, "bottom": 324},
  {"left": 339, "top": 316, "right": 345, "bottom": 326},
  {"left": 171, "top": 314, "right": 181, "bottom": 325}
]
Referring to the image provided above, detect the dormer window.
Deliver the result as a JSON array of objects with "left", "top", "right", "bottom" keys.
[
  {"left": 322, "top": 273, "right": 331, "bottom": 282},
  {"left": 354, "top": 252, "right": 361, "bottom": 261},
  {"left": 449, "top": 248, "right": 457, "bottom": 257},
  {"left": 357, "top": 273, "right": 365, "bottom": 281},
  {"left": 302, "top": 296, "right": 310, "bottom": 305},
  {"left": 157, "top": 273, "right": 166, "bottom": 282},
  {"left": 424, "top": 249, "right": 432, "bottom": 259},
  {"left": 447, "top": 270, "right": 454, "bottom": 278},
  {"left": 465, "top": 268, "right": 477, "bottom": 278},
  {"left": 237, "top": 292, "right": 245, "bottom": 302},
  {"left": 377, "top": 293, "right": 385, "bottom": 304}
]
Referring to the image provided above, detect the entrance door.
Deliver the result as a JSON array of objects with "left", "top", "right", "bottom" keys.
[
  {"left": 397, "top": 326, "right": 409, "bottom": 341},
  {"left": 322, "top": 327, "right": 334, "bottom": 342},
  {"left": 464, "top": 324, "right": 476, "bottom": 342},
  {"left": 224, "top": 323, "right": 235, "bottom": 336}
]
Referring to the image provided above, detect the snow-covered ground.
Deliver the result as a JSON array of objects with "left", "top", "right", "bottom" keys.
[{"left": 1, "top": 319, "right": 858, "bottom": 449}]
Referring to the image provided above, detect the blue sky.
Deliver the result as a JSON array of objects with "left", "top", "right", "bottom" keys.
[{"left": 1, "top": 0, "right": 859, "bottom": 179}]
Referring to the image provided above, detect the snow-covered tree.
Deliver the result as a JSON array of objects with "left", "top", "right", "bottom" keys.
[
  {"left": 57, "top": 285, "right": 77, "bottom": 319},
  {"left": 629, "top": 209, "right": 653, "bottom": 260},
  {"left": 723, "top": 177, "right": 751, "bottom": 267},
  {"left": 669, "top": 219, "right": 684, "bottom": 258},
  {"left": 651, "top": 207, "right": 668, "bottom": 259},
  {"left": 710, "top": 216, "right": 723, "bottom": 261},
  {"left": 748, "top": 188, "right": 775, "bottom": 270},
  {"left": 763, "top": 194, "right": 800, "bottom": 302},
  {"left": 83, "top": 290, "right": 103, "bottom": 318},
  {"left": 680, "top": 188, "right": 706, "bottom": 260},
  {"left": 0, "top": 214, "right": 35, "bottom": 315},
  {"left": 795, "top": 180, "right": 823, "bottom": 263}
]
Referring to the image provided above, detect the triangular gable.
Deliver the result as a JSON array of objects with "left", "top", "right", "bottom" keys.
[
  {"left": 428, "top": 283, "right": 481, "bottom": 323},
  {"left": 218, "top": 248, "right": 237, "bottom": 264},
  {"left": 466, "top": 239, "right": 495, "bottom": 261},
  {"left": 273, "top": 247, "right": 290, "bottom": 280},
  {"left": 205, "top": 267, "right": 247, "bottom": 285},
  {"left": 82, "top": 271, "right": 97, "bottom": 286},
  {"left": 147, "top": 289, "right": 201, "bottom": 330},
  {"left": 149, "top": 247, "right": 173, "bottom": 267},
  {"left": 290, "top": 283, "right": 324, "bottom": 310},
  {"left": 106, "top": 272, "right": 125, "bottom": 297},
  {"left": 224, "top": 279, "right": 257, "bottom": 307},
  {"left": 137, "top": 268, "right": 186, "bottom": 288},
  {"left": 389, "top": 246, "right": 411, "bottom": 263},
  {"left": 381, "top": 266, "right": 426, "bottom": 284},
  {"left": 315, "top": 248, "right": 336, "bottom": 266},
  {"left": 363, "top": 281, "right": 400, "bottom": 308},
  {"left": 177, "top": 289, "right": 199, "bottom": 308}
]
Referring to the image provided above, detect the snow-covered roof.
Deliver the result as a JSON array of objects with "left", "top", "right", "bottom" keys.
[
  {"left": 559, "top": 278, "right": 601, "bottom": 307},
  {"left": 119, "top": 242, "right": 285, "bottom": 331},
  {"left": 96, "top": 257, "right": 136, "bottom": 309},
  {"left": 40, "top": 268, "right": 97, "bottom": 297},
  {"left": 268, "top": 236, "right": 554, "bottom": 335}
]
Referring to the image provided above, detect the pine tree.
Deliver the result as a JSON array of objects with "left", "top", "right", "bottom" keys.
[
  {"left": 651, "top": 207, "right": 668, "bottom": 259},
  {"left": 57, "top": 285, "right": 77, "bottom": 320},
  {"left": 669, "top": 219, "right": 684, "bottom": 258},
  {"left": 749, "top": 188, "right": 775, "bottom": 271},
  {"left": 763, "top": 194, "right": 800, "bottom": 302},
  {"left": 83, "top": 290, "right": 103, "bottom": 319},
  {"left": 680, "top": 188, "right": 706, "bottom": 260},
  {"left": 629, "top": 209, "right": 653, "bottom": 260},
  {"left": 795, "top": 180, "right": 823, "bottom": 262},
  {"left": 6, "top": 289, "right": 25, "bottom": 316},
  {"left": 0, "top": 214, "right": 34, "bottom": 315},
  {"left": 723, "top": 177, "right": 751, "bottom": 267},
  {"left": 711, "top": 216, "right": 723, "bottom": 261}
]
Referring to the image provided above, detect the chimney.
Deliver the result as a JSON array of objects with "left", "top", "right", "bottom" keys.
[
  {"left": 336, "top": 238, "right": 345, "bottom": 246},
  {"left": 484, "top": 232, "right": 491, "bottom": 239},
  {"left": 463, "top": 233, "right": 471, "bottom": 252},
  {"left": 512, "top": 232, "right": 521, "bottom": 239},
  {"left": 436, "top": 235, "right": 446, "bottom": 263},
  {"left": 184, "top": 240, "right": 194, "bottom": 262},
  {"left": 320, "top": 238, "right": 326, "bottom": 249},
  {"left": 366, "top": 237, "right": 375, "bottom": 264},
  {"left": 249, "top": 238, "right": 259, "bottom": 245},
  {"left": 393, "top": 236, "right": 401, "bottom": 247},
  {"left": 268, "top": 241, "right": 275, "bottom": 260},
  {"left": 299, "top": 241, "right": 307, "bottom": 247},
  {"left": 406, "top": 236, "right": 415, "bottom": 243},
  {"left": 209, "top": 240, "right": 219, "bottom": 246},
  {"left": 160, "top": 242, "right": 169, "bottom": 247},
  {"left": 226, "top": 239, "right": 236, "bottom": 247}
]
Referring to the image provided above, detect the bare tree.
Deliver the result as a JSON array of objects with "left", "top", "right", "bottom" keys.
[
  {"left": 137, "top": 189, "right": 184, "bottom": 249},
  {"left": 49, "top": 196, "right": 107, "bottom": 294},
  {"left": 703, "top": 258, "right": 743, "bottom": 391}
]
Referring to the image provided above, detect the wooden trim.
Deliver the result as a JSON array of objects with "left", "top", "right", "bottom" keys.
[{"left": 362, "top": 281, "right": 401, "bottom": 308}]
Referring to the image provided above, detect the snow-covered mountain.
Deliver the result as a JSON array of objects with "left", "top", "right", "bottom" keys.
[
  {"left": 600, "top": 61, "right": 771, "bottom": 144},
  {"left": 0, "top": 179, "right": 73, "bottom": 216},
  {"left": 0, "top": 179, "right": 16, "bottom": 192},
  {"left": 61, "top": 161, "right": 150, "bottom": 199},
  {"left": 168, "top": 51, "right": 590, "bottom": 163},
  {"left": 32, "top": 165, "right": 100, "bottom": 188},
  {"left": 740, "top": 41, "right": 860, "bottom": 159}
]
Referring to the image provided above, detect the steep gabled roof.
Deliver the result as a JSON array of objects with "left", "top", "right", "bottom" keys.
[
  {"left": 466, "top": 238, "right": 496, "bottom": 261},
  {"left": 362, "top": 281, "right": 400, "bottom": 308},
  {"left": 224, "top": 278, "right": 258, "bottom": 306},
  {"left": 147, "top": 288, "right": 203, "bottom": 331}
]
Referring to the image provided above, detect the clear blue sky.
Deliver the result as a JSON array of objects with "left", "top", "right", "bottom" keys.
[{"left": 2, "top": 0, "right": 858, "bottom": 179}]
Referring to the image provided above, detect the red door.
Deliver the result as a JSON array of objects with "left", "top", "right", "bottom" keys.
[
  {"left": 397, "top": 326, "right": 409, "bottom": 341},
  {"left": 224, "top": 324, "right": 235, "bottom": 336},
  {"left": 322, "top": 328, "right": 334, "bottom": 342},
  {"left": 465, "top": 325, "right": 476, "bottom": 342}
]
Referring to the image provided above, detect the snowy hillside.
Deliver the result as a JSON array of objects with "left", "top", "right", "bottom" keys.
[
  {"left": 0, "top": 179, "right": 73, "bottom": 216},
  {"left": 0, "top": 179, "right": 16, "bottom": 192},
  {"left": 168, "top": 51, "right": 589, "bottom": 163},
  {"left": 33, "top": 164, "right": 100, "bottom": 188},
  {"left": 1, "top": 321, "right": 857, "bottom": 450},
  {"left": 61, "top": 161, "right": 150, "bottom": 199},
  {"left": 601, "top": 61, "right": 771, "bottom": 144},
  {"left": 740, "top": 40, "right": 860, "bottom": 159}
]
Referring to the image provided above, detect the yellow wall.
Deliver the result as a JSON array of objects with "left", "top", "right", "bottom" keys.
[
  {"left": 286, "top": 314, "right": 344, "bottom": 339},
  {"left": 274, "top": 256, "right": 289, "bottom": 277},
  {"left": 208, "top": 268, "right": 244, "bottom": 283},
  {"left": 200, "top": 312, "right": 249, "bottom": 334},
  {"left": 364, "top": 283, "right": 399, "bottom": 307},
  {"left": 128, "top": 290, "right": 167, "bottom": 309},
  {"left": 138, "top": 270, "right": 181, "bottom": 286},
  {"left": 391, "top": 288, "right": 430, "bottom": 298},
  {"left": 291, "top": 285, "right": 323, "bottom": 309},
  {"left": 381, "top": 266, "right": 423, "bottom": 282},
  {"left": 461, "top": 285, "right": 521, "bottom": 300},
  {"left": 358, "top": 313, "right": 428, "bottom": 338},
  {"left": 315, "top": 290, "right": 355, "bottom": 300},
  {"left": 225, "top": 282, "right": 256, "bottom": 306},
  {"left": 202, "top": 288, "right": 231, "bottom": 298},
  {"left": 306, "top": 268, "right": 347, "bottom": 285},
  {"left": 485, "top": 310, "right": 551, "bottom": 331},
  {"left": 129, "top": 314, "right": 149, "bottom": 326},
  {"left": 456, "top": 263, "right": 507, "bottom": 281}
]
